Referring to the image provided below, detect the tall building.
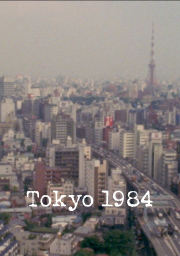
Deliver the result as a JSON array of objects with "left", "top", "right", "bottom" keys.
[
  {"left": 108, "top": 129, "right": 120, "bottom": 151},
  {"left": 0, "top": 98, "right": 15, "bottom": 122},
  {"left": 119, "top": 130, "right": 135, "bottom": 159},
  {"left": 51, "top": 113, "right": 76, "bottom": 145},
  {"left": 148, "top": 132, "right": 163, "bottom": 181},
  {"left": 0, "top": 76, "right": 15, "bottom": 97},
  {"left": 136, "top": 144, "right": 148, "bottom": 174},
  {"left": 44, "top": 103, "right": 58, "bottom": 122},
  {"left": 85, "top": 159, "right": 107, "bottom": 208},
  {"left": 162, "top": 150, "right": 178, "bottom": 187}
]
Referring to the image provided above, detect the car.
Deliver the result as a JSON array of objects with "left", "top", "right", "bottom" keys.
[
  {"left": 156, "top": 231, "right": 162, "bottom": 237},
  {"left": 157, "top": 212, "right": 163, "bottom": 218}
]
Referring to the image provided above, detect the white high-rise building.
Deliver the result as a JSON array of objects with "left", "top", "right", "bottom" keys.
[{"left": 119, "top": 130, "right": 135, "bottom": 159}]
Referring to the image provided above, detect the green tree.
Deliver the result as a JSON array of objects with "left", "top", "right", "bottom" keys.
[
  {"left": 0, "top": 213, "right": 11, "bottom": 224},
  {"left": 27, "top": 145, "right": 32, "bottom": 152},
  {"left": 13, "top": 186, "right": 18, "bottom": 192},
  {"left": 81, "top": 212, "right": 92, "bottom": 223},
  {"left": 103, "top": 229, "right": 135, "bottom": 256},
  {"left": 73, "top": 250, "right": 94, "bottom": 256},
  {"left": 40, "top": 214, "right": 52, "bottom": 228},
  {"left": 4, "top": 184, "right": 10, "bottom": 191},
  {"left": 80, "top": 235, "right": 103, "bottom": 254},
  {"left": 24, "top": 184, "right": 29, "bottom": 194}
]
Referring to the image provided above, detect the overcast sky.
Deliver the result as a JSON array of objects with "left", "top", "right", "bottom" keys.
[{"left": 0, "top": 1, "right": 180, "bottom": 81}]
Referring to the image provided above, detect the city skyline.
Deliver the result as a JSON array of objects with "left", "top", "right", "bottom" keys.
[{"left": 0, "top": 1, "right": 180, "bottom": 80}]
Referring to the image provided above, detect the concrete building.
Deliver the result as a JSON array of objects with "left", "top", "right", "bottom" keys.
[
  {"left": 85, "top": 122, "right": 94, "bottom": 143},
  {"left": 35, "top": 121, "right": 51, "bottom": 146},
  {"left": 108, "top": 130, "right": 120, "bottom": 151},
  {"left": 128, "top": 109, "right": 137, "bottom": 128},
  {"left": 162, "top": 149, "right": 178, "bottom": 188},
  {"left": 0, "top": 221, "right": 19, "bottom": 255},
  {"left": 0, "top": 76, "right": 15, "bottom": 97},
  {"left": 85, "top": 159, "right": 107, "bottom": 208},
  {"left": 148, "top": 132, "right": 163, "bottom": 181},
  {"left": 50, "top": 233, "right": 77, "bottom": 256},
  {"left": 163, "top": 107, "right": 176, "bottom": 126},
  {"left": 47, "top": 180, "right": 74, "bottom": 206},
  {"left": 94, "top": 121, "right": 103, "bottom": 145},
  {"left": 119, "top": 130, "right": 135, "bottom": 159},
  {"left": 0, "top": 98, "right": 15, "bottom": 122},
  {"left": 136, "top": 145, "right": 149, "bottom": 174},
  {"left": 44, "top": 103, "right": 58, "bottom": 122},
  {"left": 33, "top": 161, "right": 61, "bottom": 201},
  {"left": 51, "top": 113, "right": 76, "bottom": 145},
  {"left": 46, "top": 144, "right": 83, "bottom": 186}
]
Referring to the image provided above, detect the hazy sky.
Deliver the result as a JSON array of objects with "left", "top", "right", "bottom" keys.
[{"left": 0, "top": 1, "right": 180, "bottom": 80}]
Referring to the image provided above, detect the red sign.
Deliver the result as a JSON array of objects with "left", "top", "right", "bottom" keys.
[{"left": 105, "top": 116, "right": 113, "bottom": 127}]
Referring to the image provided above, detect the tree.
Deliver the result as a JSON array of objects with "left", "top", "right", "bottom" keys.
[
  {"left": 27, "top": 145, "right": 32, "bottom": 152},
  {"left": 24, "top": 184, "right": 28, "bottom": 194},
  {"left": 80, "top": 235, "right": 103, "bottom": 254},
  {"left": 81, "top": 212, "right": 92, "bottom": 223},
  {"left": 103, "top": 229, "right": 135, "bottom": 256},
  {"left": 0, "top": 213, "right": 11, "bottom": 224},
  {"left": 40, "top": 214, "right": 52, "bottom": 228},
  {"left": 73, "top": 250, "right": 94, "bottom": 256},
  {"left": 4, "top": 184, "right": 10, "bottom": 191},
  {"left": 13, "top": 186, "right": 18, "bottom": 192}
]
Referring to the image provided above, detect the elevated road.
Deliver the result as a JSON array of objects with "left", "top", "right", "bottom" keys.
[{"left": 91, "top": 144, "right": 180, "bottom": 256}]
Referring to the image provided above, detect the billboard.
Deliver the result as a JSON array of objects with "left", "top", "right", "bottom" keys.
[
  {"left": 105, "top": 116, "right": 113, "bottom": 127},
  {"left": 151, "top": 132, "right": 162, "bottom": 140}
]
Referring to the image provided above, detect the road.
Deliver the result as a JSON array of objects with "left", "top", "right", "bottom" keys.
[{"left": 91, "top": 143, "right": 180, "bottom": 256}]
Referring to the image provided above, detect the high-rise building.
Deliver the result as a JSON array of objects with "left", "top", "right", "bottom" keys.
[
  {"left": 51, "top": 113, "right": 76, "bottom": 145},
  {"left": 0, "top": 98, "right": 15, "bottom": 122},
  {"left": 148, "top": 132, "right": 163, "bottom": 181},
  {"left": 162, "top": 150, "right": 178, "bottom": 187},
  {"left": 108, "top": 129, "right": 120, "bottom": 151},
  {"left": 136, "top": 144, "right": 148, "bottom": 174},
  {"left": 44, "top": 103, "right": 58, "bottom": 122},
  {"left": 119, "top": 130, "right": 135, "bottom": 159},
  {"left": 0, "top": 76, "right": 15, "bottom": 97},
  {"left": 85, "top": 159, "right": 107, "bottom": 208}
]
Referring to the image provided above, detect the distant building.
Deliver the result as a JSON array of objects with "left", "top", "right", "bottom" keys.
[
  {"left": 148, "top": 132, "right": 163, "bottom": 181},
  {"left": 51, "top": 113, "right": 76, "bottom": 145},
  {"left": 0, "top": 98, "right": 15, "bottom": 122},
  {"left": 44, "top": 103, "right": 58, "bottom": 122},
  {"left": 162, "top": 149, "right": 178, "bottom": 188},
  {"left": 0, "top": 76, "right": 15, "bottom": 97}
]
